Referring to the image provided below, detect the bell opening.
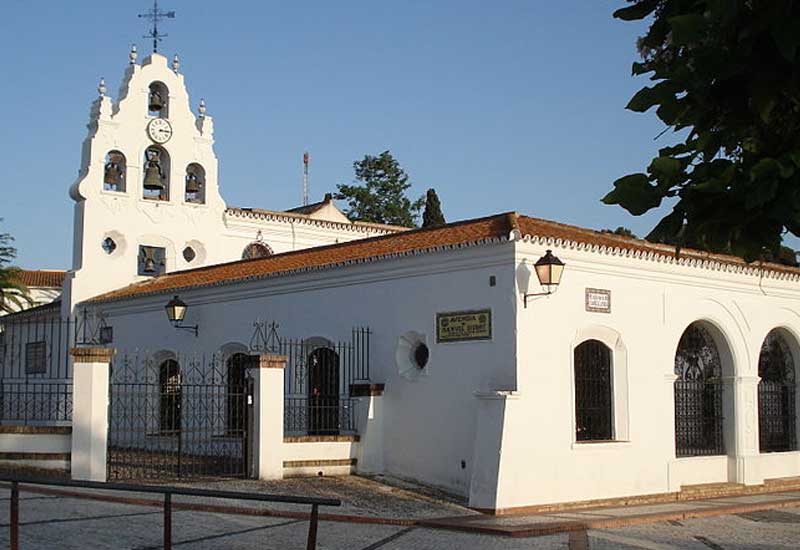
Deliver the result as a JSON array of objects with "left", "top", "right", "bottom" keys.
[
  {"left": 103, "top": 151, "right": 126, "bottom": 192},
  {"left": 185, "top": 163, "right": 206, "bottom": 204},
  {"left": 148, "top": 82, "right": 169, "bottom": 118},
  {"left": 143, "top": 146, "right": 170, "bottom": 201}
]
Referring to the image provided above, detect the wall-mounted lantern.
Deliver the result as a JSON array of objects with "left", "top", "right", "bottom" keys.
[
  {"left": 524, "top": 250, "right": 565, "bottom": 308},
  {"left": 165, "top": 295, "right": 198, "bottom": 337}
]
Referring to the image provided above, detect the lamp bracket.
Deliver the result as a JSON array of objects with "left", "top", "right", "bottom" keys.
[
  {"left": 523, "top": 287, "right": 556, "bottom": 308},
  {"left": 173, "top": 323, "right": 199, "bottom": 337}
]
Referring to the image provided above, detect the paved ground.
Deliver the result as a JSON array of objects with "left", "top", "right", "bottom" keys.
[
  {"left": 0, "top": 491, "right": 799, "bottom": 549},
  {"left": 0, "top": 474, "right": 798, "bottom": 548}
]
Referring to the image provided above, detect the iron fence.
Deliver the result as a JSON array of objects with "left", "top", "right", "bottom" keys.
[
  {"left": 107, "top": 351, "right": 250, "bottom": 481},
  {"left": 758, "top": 380, "right": 797, "bottom": 453},
  {"left": 0, "top": 379, "right": 72, "bottom": 425},
  {"left": 251, "top": 322, "right": 371, "bottom": 436},
  {"left": 674, "top": 380, "right": 725, "bottom": 457}
]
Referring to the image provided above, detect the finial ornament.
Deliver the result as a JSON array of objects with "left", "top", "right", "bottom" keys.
[
  {"left": 198, "top": 98, "right": 207, "bottom": 118},
  {"left": 138, "top": 0, "right": 176, "bottom": 53},
  {"left": 98, "top": 77, "right": 107, "bottom": 97},
  {"left": 172, "top": 54, "right": 180, "bottom": 73},
  {"left": 129, "top": 44, "right": 138, "bottom": 64}
]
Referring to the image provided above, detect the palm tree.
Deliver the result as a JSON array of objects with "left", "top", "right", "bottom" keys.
[{"left": 0, "top": 220, "right": 31, "bottom": 314}]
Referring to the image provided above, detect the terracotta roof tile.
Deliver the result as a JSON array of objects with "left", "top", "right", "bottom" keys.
[
  {"left": 84, "top": 212, "right": 800, "bottom": 305},
  {"left": 14, "top": 270, "right": 65, "bottom": 288}
]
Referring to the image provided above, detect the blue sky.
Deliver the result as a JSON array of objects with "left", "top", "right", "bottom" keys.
[{"left": 1, "top": 1, "right": 678, "bottom": 269}]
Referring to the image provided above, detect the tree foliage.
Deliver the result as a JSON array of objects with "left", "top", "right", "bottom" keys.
[
  {"left": 0, "top": 220, "right": 30, "bottom": 314},
  {"left": 604, "top": 1, "right": 800, "bottom": 261},
  {"left": 601, "top": 226, "right": 637, "bottom": 238},
  {"left": 336, "top": 151, "right": 424, "bottom": 228},
  {"left": 422, "top": 188, "right": 446, "bottom": 228}
]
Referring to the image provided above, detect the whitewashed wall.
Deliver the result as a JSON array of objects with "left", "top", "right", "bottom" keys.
[
  {"left": 495, "top": 238, "right": 800, "bottom": 511},
  {"left": 90, "top": 242, "right": 516, "bottom": 496}
]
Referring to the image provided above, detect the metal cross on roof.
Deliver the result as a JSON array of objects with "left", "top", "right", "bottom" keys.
[{"left": 138, "top": 0, "right": 176, "bottom": 53}]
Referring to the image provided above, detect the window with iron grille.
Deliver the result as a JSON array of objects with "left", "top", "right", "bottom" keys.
[
  {"left": 159, "top": 359, "right": 181, "bottom": 434},
  {"left": 226, "top": 353, "right": 248, "bottom": 435},
  {"left": 574, "top": 339, "right": 613, "bottom": 442},
  {"left": 25, "top": 341, "right": 47, "bottom": 375},
  {"left": 674, "top": 323, "right": 725, "bottom": 457},
  {"left": 758, "top": 330, "right": 797, "bottom": 453}
]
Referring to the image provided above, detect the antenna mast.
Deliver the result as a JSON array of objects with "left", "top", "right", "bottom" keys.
[
  {"left": 138, "top": 0, "right": 176, "bottom": 53},
  {"left": 303, "top": 151, "right": 310, "bottom": 206}
]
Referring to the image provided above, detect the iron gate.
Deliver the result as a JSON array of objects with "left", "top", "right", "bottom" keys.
[{"left": 107, "top": 351, "right": 251, "bottom": 481}]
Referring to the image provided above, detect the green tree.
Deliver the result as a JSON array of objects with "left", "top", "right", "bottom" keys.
[
  {"left": 601, "top": 226, "right": 637, "bottom": 238},
  {"left": 604, "top": 1, "right": 800, "bottom": 261},
  {"left": 336, "top": 151, "right": 424, "bottom": 227},
  {"left": 422, "top": 188, "right": 446, "bottom": 228},
  {"left": 0, "top": 220, "right": 30, "bottom": 314}
]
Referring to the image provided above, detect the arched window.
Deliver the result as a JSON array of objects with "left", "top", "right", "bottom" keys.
[
  {"left": 185, "top": 163, "right": 206, "bottom": 204},
  {"left": 148, "top": 81, "right": 169, "bottom": 118},
  {"left": 758, "top": 330, "right": 797, "bottom": 453},
  {"left": 143, "top": 146, "right": 170, "bottom": 201},
  {"left": 674, "top": 323, "right": 724, "bottom": 457},
  {"left": 242, "top": 242, "right": 273, "bottom": 260},
  {"left": 226, "top": 353, "right": 249, "bottom": 435},
  {"left": 159, "top": 359, "right": 181, "bottom": 434},
  {"left": 574, "top": 340, "right": 613, "bottom": 441},
  {"left": 103, "top": 151, "right": 126, "bottom": 192}
]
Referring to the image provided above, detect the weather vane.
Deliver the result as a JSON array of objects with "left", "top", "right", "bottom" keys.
[{"left": 138, "top": 0, "right": 176, "bottom": 53}]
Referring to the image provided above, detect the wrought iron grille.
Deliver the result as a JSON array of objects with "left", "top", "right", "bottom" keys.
[
  {"left": 250, "top": 322, "right": 370, "bottom": 436},
  {"left": 758, "top": 331, "right": 797, "bottom": 453},
  {"left": 674, "top": 323, "right": 725, "bottom": 457},
  {"left": 107, "top": 351, "right": 249, "bottom": 481},
  {"left": 574, "top": 339, "right": 613, "bottom": 442}
]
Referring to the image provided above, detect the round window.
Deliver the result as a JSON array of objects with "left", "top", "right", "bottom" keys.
[
  {"left": 182, "top": 246, "right": 196, "bottom": 263},
  {"left": 102, "top": 237, "right": 117, "bottom": 255},
  {"left": 413, "top": 343, "right": 430, "bottom": 369}
]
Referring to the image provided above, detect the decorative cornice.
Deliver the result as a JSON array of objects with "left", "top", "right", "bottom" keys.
[
  {"left": 226, "top": 207, "right": 406, "bottom": 235},
  {"left": 70, "top": 347, "right": 115, "bottom": 363},
  {"left": 519, "top": 234, "right": 800, "bottom": 283}
]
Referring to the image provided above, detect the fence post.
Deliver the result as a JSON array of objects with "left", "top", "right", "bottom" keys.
[
  {"left": 70, "top": 347, "right": 114, "bottom": 482},
  {"left": 10, "top": 481, "right": 18, "bottom": 550},
  {"left": 732, "top": 374, "right": 763, "bottom": 486},
  {"left": 249, "top": 353, "right": 286, "bottom": 480},
  {"left": 350, "top": 383, "right": 385, "bottom": 474}
]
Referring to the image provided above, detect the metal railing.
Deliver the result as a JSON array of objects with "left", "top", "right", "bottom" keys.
[
  {"left": 0, "top": 378, "right": 73, "bottom": 425},
  {"left": 1, "top": 475, "right": 340, "bottom": 550}
]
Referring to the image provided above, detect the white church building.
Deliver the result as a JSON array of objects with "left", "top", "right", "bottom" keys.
[{"left": 3, "top": 46, "right": 800, "bottom": 513}]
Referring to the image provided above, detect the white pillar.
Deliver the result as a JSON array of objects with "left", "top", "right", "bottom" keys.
[
  {"left": 352, "top": 384, "right": 384, "bottom": 474},
  {"left": 469, "top": 390, "right": 513, "bottom": 512},
  {"left": 251, "top": 353, "right": 285, "bottom": 480},
  {"left": 70, "top": 347, "right": 113, "bottom": 482},
  {"left": 732, "top": 375, "right": 763, "bottom": 485}
]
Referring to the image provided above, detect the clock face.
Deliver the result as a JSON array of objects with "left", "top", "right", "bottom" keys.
[{"left": 147, "top": 118, "right": 173, "bottom": 144}]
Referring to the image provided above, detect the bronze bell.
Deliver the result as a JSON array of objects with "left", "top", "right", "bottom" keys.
[
  {"left": 143, "top": 161, "right": 164, "bottom": 191},
  {"left": 143, "top": 256, "right": 157, "bottom": 274},
  {"left": 104, "top": 160, "right": 123, "bottom": 187},
  {"left": 185, "top": 173, "right": 201, "bottom": 194},
  {"left": 149, "top": 89, "right": 164, "bottom": 112}
]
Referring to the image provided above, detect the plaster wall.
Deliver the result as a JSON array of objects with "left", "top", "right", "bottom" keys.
[
  {"left": 89, "top": 242, "right": 517, "bottom": 496},
  {"left": 494, "top": 239, "right": 800, "bottom": 510}
]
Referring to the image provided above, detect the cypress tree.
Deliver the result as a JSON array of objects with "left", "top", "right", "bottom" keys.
[{"left": 422, "top": 188, "right": 446, "bottom": 228}]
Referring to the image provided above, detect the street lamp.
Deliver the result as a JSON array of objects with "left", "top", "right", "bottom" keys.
[
  {"left": 524, "top": 250, "right": 565, "bottom": 308},
  {"left": 165, "top": 295, "right": 199, "bottom": 336}
]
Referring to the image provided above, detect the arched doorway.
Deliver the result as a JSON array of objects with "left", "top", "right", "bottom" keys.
[
  {"left": 674, "top": 322, "right": 725, "bottom": 457},
  {"left": 159, "top": 359, "right": 181, "bottom": 434},
  {"left": 225, "top": 353, "right": 249, "bottom": 436},
  {"left": 574, "top": 339, "right": 613, "bottom": 442},
  {"left": 758, "top": 330, "right": 798, "bottom": 452},
  {"left": 308, "top": 347, "right": 340, "bottom": 435}
]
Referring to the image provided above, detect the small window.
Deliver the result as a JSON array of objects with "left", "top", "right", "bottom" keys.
[
  {"left": 574, "top": 340, "right": 613, "bottom": 442},
  {"left": 242, "top": 242, "right": 273, "bottom": 260},
  {"left": 25, "top": 342, "right": 47, "bottom": 374},
  {"left": 138, "top": 245, "right": 166, "bottom": 277},
  {"left": 102, "top": 237, "right": 117, "bottom": 255},
  {"left": 182, "top": 246, "right": 196, "bottom": 263}
]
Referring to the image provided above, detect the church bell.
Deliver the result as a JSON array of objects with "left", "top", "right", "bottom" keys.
[
  {"left": 185, "top": 173, "right": 201, "bottom": 194},
  {"left": 148, "top": 89, "right": 164, "bottom": 113},
  {"left": 143, "top": 161, "right": 165, "bottom": 191},
  {"left": 143, "top": 256, "right": 157, "bottom": 274},
  {"left": 104, "top": 158, "right": 124, "bottom": 187}
]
